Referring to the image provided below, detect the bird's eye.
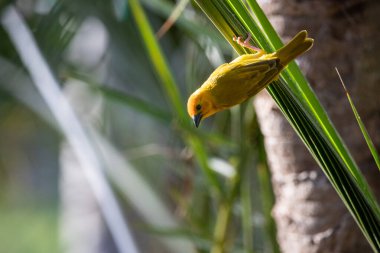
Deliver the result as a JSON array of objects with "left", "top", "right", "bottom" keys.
[{"left": 196, "top": 104, "right": 202, "bottom": 111}]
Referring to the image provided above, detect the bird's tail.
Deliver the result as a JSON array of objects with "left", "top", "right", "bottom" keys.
[{"left": 274, "top": 30, "right": 313, "bottom": 67}]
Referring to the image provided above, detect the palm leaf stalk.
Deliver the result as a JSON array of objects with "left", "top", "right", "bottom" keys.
[{"left": 194, "top": 0, "right": 380, "bottom": 251}]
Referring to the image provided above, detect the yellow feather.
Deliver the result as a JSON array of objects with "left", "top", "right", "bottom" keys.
[{"left": 187, "top": 30, "right": 313, "bottom": 127}]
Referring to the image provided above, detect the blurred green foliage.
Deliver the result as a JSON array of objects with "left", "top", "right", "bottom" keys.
[
  {"left": 0, "top": 205, "right": 59, "bottom": 253},
  {"left": 0, "top": 0, "right": 278, "bottom": 252}
]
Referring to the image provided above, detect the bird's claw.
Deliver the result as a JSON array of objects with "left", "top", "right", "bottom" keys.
[{"left": 233, "top": 33, "right": 262, "bottom": 53}]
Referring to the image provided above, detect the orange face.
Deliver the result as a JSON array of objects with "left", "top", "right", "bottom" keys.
[{"left": 187, "top": 89, "right": 216, "bottom": 127}]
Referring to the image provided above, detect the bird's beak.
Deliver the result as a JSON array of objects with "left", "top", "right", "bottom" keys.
[{"left": 192, "top": 113, "right": 202, "bottom": 128}]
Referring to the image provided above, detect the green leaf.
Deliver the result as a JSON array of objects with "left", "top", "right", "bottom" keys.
[
  {"left": 193, "top": 0, "right": 380, "bottom": 251},
  {"left": 336, "top": 68, "right": 380, "bottom": 172},
  {"left": 128, "top": 0, "right": 224, "bottom": 194}
]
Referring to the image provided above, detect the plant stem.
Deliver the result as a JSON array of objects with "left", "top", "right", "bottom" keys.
[{"left": 212, "top": 201, "right": 232, "bottom": 253}]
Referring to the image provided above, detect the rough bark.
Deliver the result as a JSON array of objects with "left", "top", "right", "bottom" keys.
[{"left": 254, "top": 1, "right": 380, "bottom": 252}]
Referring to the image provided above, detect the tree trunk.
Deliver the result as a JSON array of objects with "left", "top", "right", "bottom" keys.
[{"left": 254, "top": 1, "right": 380, "bottom": 252}]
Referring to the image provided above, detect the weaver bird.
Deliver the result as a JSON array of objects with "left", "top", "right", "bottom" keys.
[{"left": 187, "top": 30, "right": 313, "bottom": 127}]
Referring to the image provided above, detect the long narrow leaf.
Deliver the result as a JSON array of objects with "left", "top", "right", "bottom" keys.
[
  {"left": 193, "top": 0, "right": 380, "bottom": 251},
  {"left": 128, "top": 0, "right": 224, "bottom": 194},
  {"left": 336, "top": 68, "right": 380, "bottom": 171},
  {"left": 245, "top": 1, "right": 373, "bottom": 200},
  {"left": 1, "top": 6, "right": 139, "bottom": 253}
]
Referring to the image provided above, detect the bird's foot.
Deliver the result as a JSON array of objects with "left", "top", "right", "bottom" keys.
[{"left": 233, "top": 33, "right": 263, "bottom": 53}]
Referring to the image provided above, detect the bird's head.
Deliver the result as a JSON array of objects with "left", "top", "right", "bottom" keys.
[{"left": 187, "top": 89, "right": 217, "bottom": 127}]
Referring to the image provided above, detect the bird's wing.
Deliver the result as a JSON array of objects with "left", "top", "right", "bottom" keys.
[
  {"left": 221, "top": 57, "right": 279, "bottom": 87},
  {"left": 212, "top": 58, "right": 280, "bottom": 99},
  {"left": 231, "top": 58, "right": 278, "bottom": 79}
]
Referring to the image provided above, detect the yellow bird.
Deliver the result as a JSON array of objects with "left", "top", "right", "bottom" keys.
[{"left": 187, "top": 30, "right": 313, "bottom": 127}]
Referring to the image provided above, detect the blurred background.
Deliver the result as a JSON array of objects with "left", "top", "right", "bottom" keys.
[
  {"left": 0, "top": 0, "right": 276, "bottom": 252},
  {"left": 1, "top": 0, "right": 379, "bottom": 253}
]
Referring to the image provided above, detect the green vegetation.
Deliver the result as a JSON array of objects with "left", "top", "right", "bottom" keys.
[
  {"left": 0, "top": 204, "right": 59, "bottom": 253},
  {"left": 0, "top": 0, "right": 379, "bottom": 252}
]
